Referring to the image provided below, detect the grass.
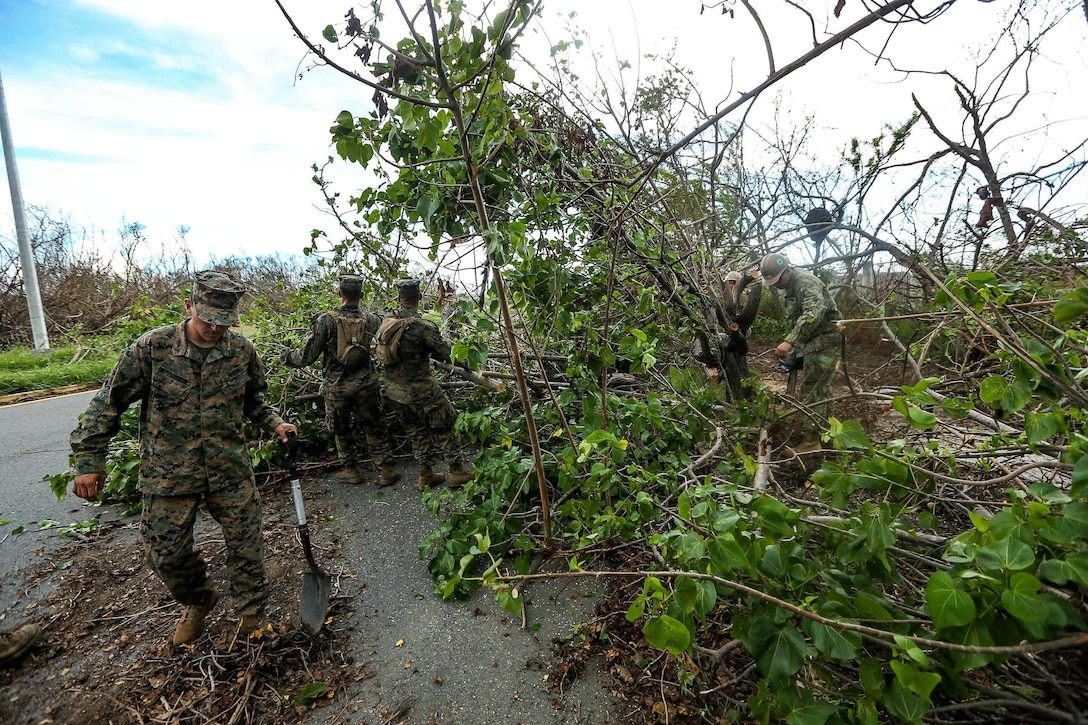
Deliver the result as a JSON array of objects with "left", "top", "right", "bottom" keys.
[{"left": 0, "top": 346, "right": 114, "bottom": 396}]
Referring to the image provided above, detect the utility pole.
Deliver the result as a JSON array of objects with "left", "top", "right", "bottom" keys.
[{"left": 0, "top": 68, "right": 50, "bottom": 352}]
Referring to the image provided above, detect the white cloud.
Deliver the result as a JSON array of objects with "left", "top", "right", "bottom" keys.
[{"left": 3, "top": 0, "right": 1085, "bottom": 269}]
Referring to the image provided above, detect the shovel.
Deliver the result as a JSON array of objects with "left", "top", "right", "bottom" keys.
[{"left": 280, "top": 432, "right": 332, "bottom": 635}]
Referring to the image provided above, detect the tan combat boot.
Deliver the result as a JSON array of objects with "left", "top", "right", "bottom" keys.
[
  {"left": 378, "top": 463, "right": 401, "bottom": 488},
  {"left": 334, "top": 465, "right": 363, "bottom": 485},
  {"left": 173, "top": 588, "right": 218, "bottom": 646},
  {"left": 447, "top": 458, "right": 474, "bottom": 488},
  {"left": 792, "top": 432, "right": 823, "bottom": 455},
  {"left": 0, "top": 623, "right": 42, "bottom": 666},
  {"left": 418, "top": 464, "right": 446, "bottom": 489}
]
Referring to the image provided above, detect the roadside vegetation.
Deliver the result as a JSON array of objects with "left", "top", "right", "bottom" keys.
[
  {"left": 0, "top": 346, "right": 115, "bottom": 397},
  {"left": 4, "top": 1, "right": 1088, "bottom": 723}
]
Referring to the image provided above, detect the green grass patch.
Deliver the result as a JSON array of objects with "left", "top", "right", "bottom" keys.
[{"left": 0, "top": 346, "right": 114, "bottom": 396}]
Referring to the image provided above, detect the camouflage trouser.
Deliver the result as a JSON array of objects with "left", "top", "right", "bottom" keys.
[
  {"left": 325, "top": 378, "right": 393, "bottom": 467},
  {"left": 390, "top": 393, "right": 458, "bottom": 468},
  {"left": 140, "top": 478, "right": 267, "bottom": 617},
  {"left": 799, "top": 333, "right": 841, "bottom": 434}
]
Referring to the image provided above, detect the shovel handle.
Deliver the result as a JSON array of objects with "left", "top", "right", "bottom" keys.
[
  {"left": 279, "top": 430, "right": 300, "bottom": 478},
  {"left": 291, "top": 479, "right": 307, "bottom": 527}
]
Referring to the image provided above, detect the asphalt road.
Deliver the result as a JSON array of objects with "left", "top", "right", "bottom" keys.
[
  {"left": 0, "top": 391, "right": 100, "bottom": 592},
  {"left": 0, "top": 392, "right": 621, "bottom": 722}
]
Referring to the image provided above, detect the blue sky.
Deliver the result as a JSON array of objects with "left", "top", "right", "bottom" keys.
[
  {"left": 1, "top": 1, "right": 1085, "bottom": 270},
  {"left": 0, "top": 0, "right": 356, "bottom": 264}
]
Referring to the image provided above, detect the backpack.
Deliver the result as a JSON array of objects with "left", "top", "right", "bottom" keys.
[
  {"left": 375, "top": 315, "right": 417, "bottom": 366},
  {"left": 329, "top": 311, "right": 370, "bottom": 366}
]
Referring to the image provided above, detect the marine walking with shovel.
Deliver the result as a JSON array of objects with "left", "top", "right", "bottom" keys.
[{"left": 70, "top": 271, "right": 298, "bottom": 646}]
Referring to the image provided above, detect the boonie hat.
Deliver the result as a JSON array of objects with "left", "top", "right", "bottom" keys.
[
  {"left": 759, "top": 253, "right": 790, "bottom": 286},
  {"left": 192, "top": 270, "right": 246, "bottom": 326}
]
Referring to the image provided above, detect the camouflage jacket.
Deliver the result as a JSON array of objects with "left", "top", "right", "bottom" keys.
[
  {"left": 70, "top": 321, "right": 286, "bottom": 496},
  {"left": 782, "top": 267, "right": 841, "bottom": 354},
  {"left": 283, "top": 304, "right": 382, "bottom": 391},
  {"left": 381, "top": 306, "right": 452, "bottom": 405}
]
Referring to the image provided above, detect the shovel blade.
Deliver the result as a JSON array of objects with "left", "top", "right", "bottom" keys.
[{"left": 300, "top": 570, "right": 332, "bottom": 635}]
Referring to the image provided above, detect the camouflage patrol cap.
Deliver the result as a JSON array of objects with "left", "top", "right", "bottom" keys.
[
  {"left": 192, "top": 270, "right": 246, "bottom": 326},
  {"left": 339, "top": 274, "right": 364, "bottom": 295},
  {"left": 395, "top": 278, "right": 421, "bottom": 296},
  {"left": 759, "top": 252, "right": 791, "bottom": 286}
]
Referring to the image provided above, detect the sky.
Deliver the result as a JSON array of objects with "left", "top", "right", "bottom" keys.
[{"left": 1, "top": 0, "right": 1086, "bottom": 268}]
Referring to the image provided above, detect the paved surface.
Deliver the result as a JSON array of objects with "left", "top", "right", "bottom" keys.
[
  {"left": 298, "top": 465, "right": 619, "bottom": 724},
  {"left": 0, "top": 393, "right": 622, "bottom": 723},
  {"left": 0, "top": 391, "right": 106, "bottom": 625}
]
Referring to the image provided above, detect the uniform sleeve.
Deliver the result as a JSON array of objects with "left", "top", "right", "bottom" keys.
[
  {"left": 69, "top": 342, "right": 151, "bottom": 474},
  {"left": 244, "top": 348, "right": 286, "bottom": 433},
  {"left": 367, "top": 312, "right": 383, "bottom": 337},
  {"left": 284, "top": 313, "right": 331, "bottom": 368},
  {"left": 786, "top": 278, "right": 833, "bottom": 346},
  {"left": 424, "top": 321, "right": 453, "bottom": 363}
]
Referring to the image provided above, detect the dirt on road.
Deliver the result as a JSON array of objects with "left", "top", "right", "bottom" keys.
[{"left": 0, "top": 461, "right": 624, "bottom": 725}]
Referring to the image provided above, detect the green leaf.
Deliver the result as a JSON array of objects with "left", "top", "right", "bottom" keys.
[
  {"left": 978, "top": 376, "right": 1006, "bottom": 404},
  {"left": 1001, "top": 380, "right": 1032, "bottom": 413},
  {"left": 709, "top": 507, "right": 741, "bottom": 532},
  {"left": 979, "top": 376, "right": 1031, "bottom": 412},
  {"left": 854, "top": 592, "right": 894, "bottom": 622},
  {"left": 692, "top": 579, "right": 717, "bottom": 617},
  {"left": 858, "top": 658, "right": 885, "bottom": 697},
  {"left": 925, "top": 571, "right": 976, "bottom": 630},
  {"left": 938, "top": 396, "right": 973, "bottom": 419},
  {"left": 917, "top": 510, "right": 940, "bottom": 531},
  {"left": 626, "top": 596, "right": 646, "bottom": 622},
  {"left": 708, "top": 538, "right": 751, "bottom": 576},
  {"left": 893, "top": 635, "right": 930, "bottom": 667},
  {"left": 1025, "top": 412, "right": 1060, "bottom": 445},
  {"left": 905, "top": 406, "right": 937, "bottom": 430},
  {"left": 677, "top": 491, "right": 691, "bottom": 520},
  {"left": 975, "top": 537, "right": 1036, "bottom": 573},
  {"left": 747, "top": 619, "right": 806, "bottom": 683},
  {"left": 890, "top": 660, "right": 942, "bottom": 701},
  {"left": 643, "top": 615, "right": 692, "bottom": 655},
  {"left": 803, "top": 620, "right": 861, "bottom": 660},
  {"left": 948, "top": 618, "right": 995, "bottom": 670},
  {"left": 787, "top": 703, "right": 839, "bottom": 725},
  {"left": 1054, "top": 294, "right": 1088, "bottom": 325},
  {"left": 760, "top": 544, "right": 787, "bottom": 578},
  {"left": 295, "top": 681, "right": 331, "bottom": 706},
  {"left": 1039, "top": 553, "right": 1088, "bottom": 589},
  {"left": 322, "top": 25, "right": 338, "bottom": 43},
  {"left": 892, "top": 396, "right": 937, "bottom": 430},
  {"left": 966, "top": 270, "right": 998, "bottom": 286},
  {"left": 1001, "top": 572, "right": 1048, "bottom": 622},
  {"left": 673, "top": 576, "right": 697, "bottom": 614},
  {"left": 830, "top": 418, "right": 872, "bottom": 451},
  {"left": 1029, "top": 483, "right": 1071, "bottom": 504},
  {"left": 1058, "top": 503, "right": 1088, "bottom": 542},
  {"left": 1072, "top": 453, "right": 1088, "bottom": 498}
]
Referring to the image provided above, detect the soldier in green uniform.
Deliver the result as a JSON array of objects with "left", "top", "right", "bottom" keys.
[
  {"left": 70, "top": 271, "right": 298, "bottom": 646},
  {"left": 760, "top": 252, "right": 842, "bottom": 453},
  {"left": 378, "top": 279, "right": 474, "bottom": 489},
  {"left": 282, "top": 275, "right": 400, "bottom": 487}
]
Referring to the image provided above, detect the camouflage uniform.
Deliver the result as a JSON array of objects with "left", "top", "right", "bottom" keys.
[
  {"left": 283, "top": 304, "right": 393, "bottom": 469},
  {"left": 781, "top": 266, "right": 842, "bottom": 431},
  {"left": 70, "top": 286, "right": 286, "bottom": 619},
  {"left": 381, "top": 306, "right": 461, "bottom": 468}
]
